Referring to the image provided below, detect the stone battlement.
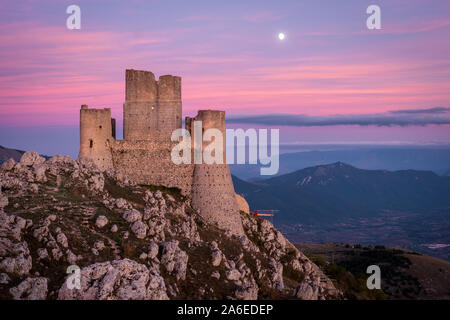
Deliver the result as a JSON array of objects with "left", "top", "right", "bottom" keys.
[{"left": 78, "top": 69, "right": 244, "bottom": 236}]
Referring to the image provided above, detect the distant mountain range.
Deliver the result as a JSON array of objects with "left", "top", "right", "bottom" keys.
[
  {"left": 233, "top": 162, "right": 450, "bottom": 224},
  {"left": 0, "top": 145, "right": 26, "bottom": 163},
  {"left": 230, "top": 147, "right": 450, "bottom": 179},
  {"left": 0, "top": 145, "right": 49, "bottom": 163},
  {"left": 233, "top": 162, "right": 450, "bottom": 260}
]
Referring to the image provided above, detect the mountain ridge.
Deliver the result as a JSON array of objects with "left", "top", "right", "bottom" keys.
[{"left": 233, "top": 162, "right": 450, "bottom": 261}]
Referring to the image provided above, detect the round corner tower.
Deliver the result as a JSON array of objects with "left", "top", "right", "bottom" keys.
[
  {"left": 79, "top": 105, "right": 114, "bottom": 170},
  {"left": 190, "top": 110, "right": 244, "bottom": 236}
]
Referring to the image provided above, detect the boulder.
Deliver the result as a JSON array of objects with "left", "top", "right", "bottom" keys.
[
  {"left": 95, "top": 215, "right": 109, "bottom": 228},
  {"left": 123, "top": 209, "right": 142, "bottom": 223},
  {"left": 20, "top": 152, "right": 45, "bottom": 167},
  {"left": 9, "top": 277, "right": 48, "bottom": 300},
  {"left": 131, "top": 221, "right": 148, "bottom": 239},
  {"left": 295, "top": 281, "right": 319, "bottom": 300},
  {"left": 161, "top": 240, "right": 188, "bottom": 281},
  {"left": 57, "top": 259, "right": 168, "bottom": 300},
  {"left": 211, "top": 250, "right": 222, "bottom": 267},
  {"left": 1, "top": 158, "right": 16, "bottom": 171},
  {"left": 0, "top": 195, "right": 8, "bottom": 209},
  {"left": 226, "top": 269, "right": 241, "bottom": 281},
  {"left": 148, "top": 242, "right": 159, "bottom": 260}
]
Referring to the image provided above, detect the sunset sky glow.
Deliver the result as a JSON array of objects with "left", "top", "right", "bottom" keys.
[{"left": 0, "top": 0, "right": 449, "bottom": 156}]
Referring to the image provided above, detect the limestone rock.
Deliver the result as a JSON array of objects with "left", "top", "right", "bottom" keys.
[
  {"left": 0, "top": 195, "right": 8, "bottom": 209},
  {"left": 20, "top": 152, "right": 45, "bottom": 167},
  {"left": 235, "top": 277, "right": 258, "bottom": 300},
  {"left": 57, "top": 259, "right": 168, "bottom": 300},
  {"left": 95, "top": 215, "right": 109, "bottom": 228},
  {"left": 66, "top": 250, "right": 78, "bottom": 264},
  {"left": 123, "top": 209, "right": 142, "bottom": 223},
  {"left": 37, "top": 248, "right": 49, "bottom": 260},
  {"left": 226, "top": 269, "right": 241, "bottom": 281},
  {"left": 0, "top": 212, "right": 32, "bottom": 276},
  {"left": 269, "top": 258, "right": 284, "bottom": 291},
  {"left": 115, "top": 198, "right": 128, "bottom": 209},
  {"left": 131, "top": 220, "right": 148, "bottom": 239},
  {"left": 161, "top": 240, "right": 188, "bottom": 281},
  {"left": 139, "top": 253, "right": 148, "bottom": 260},
  {"left": 148, "top": 242, "right": 159, "bottom": 260},
  {"left": 1, "top": 158, "right": 16, "bottom": 171},
  {"left": 211, "top": 250, "right": 222, "bottom": 267},
  {"left": 34, "top": 164, "right": 47, "bottom": 183},
  {"left": 94, "top": 240, "right": 105, "bottom": 251},
  {"left": 0, "top": 273, "right": 11, "bottom": 284},
  {"left": 56, "top": 232, "right": 69, "bottom": 248},
  {"left": 9, "top": 277, "right": 48, "bottom": 300},
  {"left": 295, "top": 281, "right": 319, "bottom": 300}
]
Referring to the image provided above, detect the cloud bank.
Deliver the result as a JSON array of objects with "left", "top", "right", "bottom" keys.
[{"left": 227, "top": 107, "right": 450, "bottom": 127}]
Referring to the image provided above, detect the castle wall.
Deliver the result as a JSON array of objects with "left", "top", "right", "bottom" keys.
[
  {"left": 189, "top": 110, "right": 244, "bottom": 236},
  {"left": 110, "top": 140, "right": 193, "bottom": 196},
  {"left": 78, "top": 105, "right": 114, "bottom": 171}
]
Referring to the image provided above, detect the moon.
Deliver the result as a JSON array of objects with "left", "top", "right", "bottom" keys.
[{"left": 278, "top": 32, "right": 285, "bottom": 40}]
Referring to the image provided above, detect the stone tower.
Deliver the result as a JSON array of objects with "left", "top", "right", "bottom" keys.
[
  {"left": 187, "top": 110, "right": 244, "bottom": 236},
  {"left": 78, "top": 105, "right": 115, "bottom": 171},
  {"left": 123, "top": 69, "right": 182, "bottom": 141},
  {"left": 79, "top": 69, "right": 245, "bottom": 236}
]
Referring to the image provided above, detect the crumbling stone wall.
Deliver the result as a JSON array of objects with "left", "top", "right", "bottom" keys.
[{"left": 110, "top": 140, "right": 193, "bottom": 196}]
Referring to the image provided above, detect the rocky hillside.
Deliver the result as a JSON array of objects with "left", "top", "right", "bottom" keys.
[
  {"left": 0, "top": 152, "right": 340, "bottom": 300},
  {"left": 296, "top": 243, "right": 450, "bottom": 300},
  {"left": 0, "top": 145, "right": 25, "bottom": 164}
]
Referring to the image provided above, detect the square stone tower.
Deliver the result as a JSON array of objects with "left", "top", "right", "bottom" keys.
[{"left": 123, "top": 69, "right": 182, "bottom": 141}]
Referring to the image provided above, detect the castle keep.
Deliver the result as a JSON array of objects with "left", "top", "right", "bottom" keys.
[{"left": 79, "top": 69, "right": 244, "bottom": 235}]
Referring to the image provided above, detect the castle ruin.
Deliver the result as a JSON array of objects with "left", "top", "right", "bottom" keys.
[{"left": 78, "top": 69, "right": 244, "bottom": 235}]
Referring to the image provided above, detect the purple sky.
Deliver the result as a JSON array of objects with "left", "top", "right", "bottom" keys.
[{"left": 0, "top": 0, "right": 449, "bottom": 157}]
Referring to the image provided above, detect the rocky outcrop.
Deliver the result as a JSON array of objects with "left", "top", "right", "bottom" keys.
[
  {"left": 0, "top": 211, "right": 32, "bottom": 276},
  {"left": 19, "top": 152, "right": 45, "bottom": 167},
  {"left": 9, "top": 277, "right": 48, "bottom": 300},
  {"left": 161, "top": 240, "right": 188, "bottom": 281},
  {"left": 0, "top": 151, "right": 341, "bottom": 300},
  {"left": 58, "top": 259, "right": 168, "bottom": 300}
]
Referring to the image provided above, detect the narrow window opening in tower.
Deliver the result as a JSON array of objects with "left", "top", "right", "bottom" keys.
[
  {"left": 89, "top": 140, "right": 93, "bottom": 148},
  {"left": 99, "top": 125, "right": 102, "bottom": 129}
]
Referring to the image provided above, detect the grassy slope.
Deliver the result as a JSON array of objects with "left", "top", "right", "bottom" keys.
[{"left": 295, "top": 243, "right": 450, "bottom": 300}]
